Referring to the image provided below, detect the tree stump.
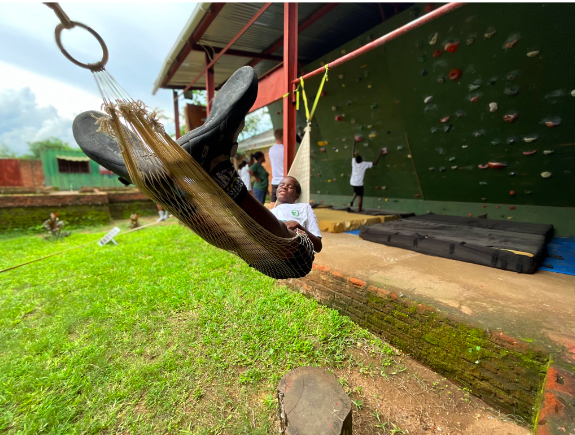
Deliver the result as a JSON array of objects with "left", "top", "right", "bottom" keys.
[{"left": 277, "top": 367, "right": 352, "bottom": 435}]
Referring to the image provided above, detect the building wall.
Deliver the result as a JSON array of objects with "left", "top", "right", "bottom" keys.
[
  {"left": 269, "top": 3, "right": 575, "bottom": 236},
  {"left": 40, "top": 149, "right": 125, "bottom": 190},
  {"left": 0, "top": 159, "right": 22, "bottom": 186},
  {"left": 18, "top": 160, "right": 44, "bottom": 187}
]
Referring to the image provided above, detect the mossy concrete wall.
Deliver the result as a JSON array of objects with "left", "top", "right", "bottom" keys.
[
  {"left": 283, "top": 264, "right": 549, "bottom": 422},
  {"left": 269, "top": 3, "right": 575, "bottom": 236}
]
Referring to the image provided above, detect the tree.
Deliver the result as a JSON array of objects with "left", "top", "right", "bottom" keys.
[
  {"left": 0, "top": 143, "right": 17, "bottom": 158},
  {"left": 238, "top": 107, "right": 273, "bottom": 142},
  {"left": 22, "top": 137, "right": 73, "bottom": 159}
]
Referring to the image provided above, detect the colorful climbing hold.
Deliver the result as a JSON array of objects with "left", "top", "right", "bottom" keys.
[
  {"left": 491, "top": 138, "right": 501, "bottom": 145},
  {"left": 523, "top": 136, "right": 537, "bottom": 143},
  {"left": 489, "top": 102, "right": 498, "bottom": 112},
  {"left": 440, "top": 116, "right": 450, "bottom": 123},
  {"left": 367, "top": 84, "right": 372, "bottom": 89},
  {"left": 451, "top": 166, "right": 458, "bottom": 170},
  {"left": 338, "top": 74, "right": 344, "bottom": 79},
  {"left": 470, "top": 96, "right": 479, "bottom": 103},
  {"left": 354, "top": 135, "right": 363, "bottom": 142},
  {"left": 320, "top": 91, "right": 327, "bottom": 97},
  {"left": 526, "top": 50, "right": 540, "bottom": 57},
  {"left": 571, "top": 89, "right": 575, "bottom": 97},
  {"left": 429, "top": 167, "right": 435, "bottom": 172},
  {"left": 488, "top": 162, "right": 507, "bottom": 169},
  {"left": 367, "top": 125, "right": 373, "bottom": 129},
  {"left": 466, "top": 38, "right": 474, "bottom": 46},
  {"left": 369, "top": 133, "right": 376, "bottom": 139},
  {"left": 437, "top": 77, "right": 445, "bottom": 84},
  {"left": 523, "top": 150, "right": 537, "bottom": 156},
  {"left": 509, "top": 206, "right": 516, "bottom": 210},
  {"left": 468, "top": 84, "right": 481, "bottom": 91},
  {"left": 359, "top": 125, "right": 364, "bottom": 130},
  {"left": 424, "top": 96, "right": 433, "bottom": 103},
  {"left": 341, "top": 49, "right": 346, "bottom": 54},
  {"left": 335, "top": 115, "right": 343, "bottom": 121},
  {"left": 468, "top": 213, "right": 474, "bottom": 217},
  {"left": 341, "top": 138, "right": 347, "bottom": 142},
  {"left": 507, "top": 137, "right": 516, "bottom": 144},
  {"left": 430, "top": 127, "right": 438, "bottom": 133},
  {"left": 317, "top": 141, "right": 328, "bottom": 146},
  {"left": 419, "top": 56, "right": 427, "bottom": 62},
  {"left": 429, "top": 32, "right": 438, "bottom": 45},
  {"left": 545, "top": 120, "right": 560, "bottom": 128},
  {"left": 508, "top": 172, "right": 516, "bottom": 177},
  {"left": 503, "top": 113, "right": 518, "bottom": 123},
  {"left": 332, "top": 106, "right": 338, "bottom": 111},
  {"left": 495, "top": 206, "right": 500, "bottom": 209},
  {"left": 456, "top": 110, "right": 466, "bottom": 118},
  {"left": 507, "top": 74, "right": 516, "bottom": 80},
  {"left": 350, "top": 119, "right": 356, "bottom": 124},
  {"left": 449, "top": 68, "right": 462, "bottom": 81},
  {"left": 397, "top": 145, "right": 404, "bottom": 151},
  {"left": 479, "top": 181, "right": 488, "bottom": 186},
  {"left": 381, "top": 147, "right": 388, "bottom": 155},
  {"left": 432, "top": 50, "right": 443, "bottom": 58},
  {"left": 504, "top": 39, "right": 518, "bottom": 49},
  {"left": 462, "top": 145, "right": 469, "bottom": 149},
  {"left": 504, "top": 87, "right": 519, "bottom": 96},
  {"left": 474, "top": 130, "right": 484, "bottom": 138},
  {"left": 342, "top": 84, "right": 346, "bottom": 88},
  {"left": 444, "top": 125, "right": 453, "bottom": 133},
  {"left": 320, "top": 148, "right": 326, "bottom": 153},
  {"left": 478, "top": 164, "right": 489, "bottom": 169},
  {"left": 448, "top": 157, "right": 456, "bottom": 162},
  {"left": 445, "top": 41, "right": 460, "bottom": 53},
  {"left": 509, "top": 191, "right": 516, "bottom": 196},
  {"left": 415, "top": 193, "right": 420, "bottom": 198},
  {"left": 543, "top": 150, "right": 554, "bottom": 155},
  {"left": 541, "top": 171, "right": 552, "bottom": 178},
  {"left": 484, "top": 27, "right": 496, "bottom": 39},
  {"left": 375, "top": 186, "right": 380, "bottom": 189},
  {"left": 407, "top": 154, "right": 412, "bottom": 158}
]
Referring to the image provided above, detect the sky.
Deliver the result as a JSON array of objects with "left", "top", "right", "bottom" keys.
[{"left": 0, "top": 2, "right": 196, "bottom": 156}]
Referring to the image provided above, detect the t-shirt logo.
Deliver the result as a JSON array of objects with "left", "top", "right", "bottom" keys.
[{"left": 291, "top": 210, "right": 300, "bottom": 217}]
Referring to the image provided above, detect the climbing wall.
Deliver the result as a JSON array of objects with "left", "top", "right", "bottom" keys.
[{"left": 267, "top": 3, "right": 575, "bottom": 234}]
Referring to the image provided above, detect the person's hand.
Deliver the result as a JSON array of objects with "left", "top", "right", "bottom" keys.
[
  {"left": 255, "top": 177, "right": 261, "bottom": 182},
  {"left": 284, "top": 220, "right": 303, "bottom": 231},
  {"left": 380, "top": 147, "right": 388, "bottom": 155}
]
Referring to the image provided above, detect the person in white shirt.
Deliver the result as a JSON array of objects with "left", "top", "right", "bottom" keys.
[
  {"left": 238, "top": 160, "right": 252, "bottom": 194},
  {"left": 270, "top": 176, "right": 322, "bottom": 252},
  {"left": 350, "top": 139, "right": 385, "bottom": 212},
  {"left": 268, "top": 128, "right": 284, "bottom": 203}
]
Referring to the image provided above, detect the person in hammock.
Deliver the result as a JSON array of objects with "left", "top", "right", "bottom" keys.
[{"left": 73, "top": 66, "right": 315, "bottom": 277}]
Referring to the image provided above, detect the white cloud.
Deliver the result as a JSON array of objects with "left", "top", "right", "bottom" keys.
[{"left": 0, "top": 87, "right": 77, "bottom": 156}]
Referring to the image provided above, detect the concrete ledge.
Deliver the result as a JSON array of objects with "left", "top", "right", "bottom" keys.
[
  {"left": 313, "top": 208, "right": 398, "bottom": 233},
  {"left": 281, "top": 264, "right": 550, "bottom": 423}
]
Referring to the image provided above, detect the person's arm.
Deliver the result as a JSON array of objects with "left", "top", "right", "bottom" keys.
[
  {"left": 249, "top": 165, "right": 261, "bottom": 182},
  {"left": 352, "top": 139, "right": 357, "bottom": 157},
  {"left": 372, "top": 148, "right": 385, "bottom": 166},
  {"left": 284, "top": 220, "right": 322, "bottom": 252}
]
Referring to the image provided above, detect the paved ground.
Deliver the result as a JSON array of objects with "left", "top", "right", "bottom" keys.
[{"left": 316, "top": 231, "right": 575, "bottom": 368}]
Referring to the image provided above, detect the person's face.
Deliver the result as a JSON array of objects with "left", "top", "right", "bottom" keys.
[
  {"left": 276, "top": 177, "right": 300, "bottom": 203},
  {"left": 259, "top": 156, "right": 266, "bottom": 163}
]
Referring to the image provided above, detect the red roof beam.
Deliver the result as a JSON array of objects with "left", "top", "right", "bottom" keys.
[
  {"left": 248, "top": 3, "right": 338, "bottom": 69},
  {"left": 190, "top": 44, "right": 283, "bottom": 62},
  {"left": 178, "top": 2, "right": 273, "bottom": 98},
  {"left": 161, "top": 3, "right": 225, "bottom": 89}
]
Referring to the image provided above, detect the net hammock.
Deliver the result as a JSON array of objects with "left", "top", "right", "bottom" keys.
[
  {"left": 91, "top": 70, "right": 314, "bottom": 279},
  {"left": 45, "top": 3, "right": 327, "bottom": 279}
]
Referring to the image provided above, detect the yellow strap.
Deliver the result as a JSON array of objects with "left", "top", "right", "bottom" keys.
[
  {"left": 282, "top": 65, "right": 329, "bottom": 122},
  {"left": 309, "top": 65, "right": 329, "bottom": 121}
]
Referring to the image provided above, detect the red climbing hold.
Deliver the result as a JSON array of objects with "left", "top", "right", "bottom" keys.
[
  {"left": 470, "top": 96, "right": 479, "bottom": 103},
  {"left": 375, "top": 186, "right": 380, "bottom": 189},
  {"left": 482, "top": 205, "right": 487, "bottom": 208},
  {"left": 335, "top": 115, "right": 343, "bottom": 121},
  {"left": 503, "top": 113, "right": 518, "bottom": 123},
  {"left": 468, "top": 213, "right": 473, "bottom": 217},
  {"left": 321, "top": 91, "right": 327, "bottom": 97},
  {"left": 424, "top": 3, "right": 435, "bottom": 13},
  {"left": 445, "top": 42, "right": 460, "bottom": 53},
  {"left": 523, "top": 150, "right": 537, "bottom": 156},
  {"left": 509, "top": 206, "right": 516, "bottom": 210},
  {"left": 320, "top": 148, "right": 326, "bottom": 153},
  {"left": 487, "top": 162, "right": 507, "bottom": 169},
  {"left": 505, "top": 39, "right": 518, "bottom": 49},
  {"left": 354, "top": 135, "right": 363, "bottom": 142},
  {"left": 495, "top": 206, "right": 500, "bottom": 209},
  {"left": 449, "top": 68, "right": 462, "bottom": 81},
  {"left": 509, "top": 190, "right": 516, "bottom": 196},
  {"left": 545, "top": 120, "right": 560, "bottom": 128},
  {"left": 415, "top": 194, "right": 420, "bottom": 198},
  {"left": 440, "top": 116, "right": 450, "bottom": 123},
  {"left": 432, "top": 49, "right": 443, "bottom": 58}
]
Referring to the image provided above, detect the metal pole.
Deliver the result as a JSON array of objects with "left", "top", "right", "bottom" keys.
[
  {"left": 205, "top": 52, "right": 215, "bottom": 116},
  {"left": 173, "top": 90, "right": 181, "bottom": 139},
  {"left": 292, "top": 2, "right": 465, "bottom": 85},
  {"left": 283, "top": 2, "right": 298, "bottom": 176}
]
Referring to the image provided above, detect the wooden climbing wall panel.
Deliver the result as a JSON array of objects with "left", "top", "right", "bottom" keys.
[{"left": 268, "top": 3, "right": 575, "bottom": 212}]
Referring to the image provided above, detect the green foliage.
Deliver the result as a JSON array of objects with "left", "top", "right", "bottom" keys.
[
  {"left": 22, "top": 137, "right": 73, "bottom": 159},
  {"left": 0, "top": 224, "right": 384, "bottom": 434},
  {"left": 238, "top": 107, "right": 273, "bottom": 142},
  {"left": 42, "top": 212, "right": 71, "bottom": 241},
  {"left": 0, "top": 143, "right": 17, "bottom": 158}
]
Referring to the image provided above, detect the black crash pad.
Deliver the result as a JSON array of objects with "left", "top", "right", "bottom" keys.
[
  {"left": 330, "top": 206, "right": 415, "bottom": 218},
  {"left": 359, "top": 214, "right": 553, "bottom": 273}
]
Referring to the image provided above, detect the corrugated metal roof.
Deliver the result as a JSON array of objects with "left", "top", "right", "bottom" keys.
[{"left": 159, "top": 3, "right": 409, "bottom": 90}]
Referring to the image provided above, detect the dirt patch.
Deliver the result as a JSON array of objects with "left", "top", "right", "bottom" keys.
[{"left": 332, "top": 346, "right": 530, "bottom": 435}]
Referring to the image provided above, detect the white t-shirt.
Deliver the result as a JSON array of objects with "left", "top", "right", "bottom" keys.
[
  {"left": 268, "top": 143, "right": 284, "bottom": 185},
  {"left": 239, "top": 165, "right": 252, "bottom": 191},
  {"left": 350, "top": 158, "right": 373, "bottom": 186},
  {"left": 270, "top": 203, "right": 322, "bottom": 238}
]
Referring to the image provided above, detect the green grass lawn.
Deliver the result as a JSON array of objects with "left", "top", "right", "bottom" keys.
[{"left": 0, "top": 223, "right": 396, "bottom": 434}]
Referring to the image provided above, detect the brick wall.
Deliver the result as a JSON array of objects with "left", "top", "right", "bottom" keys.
[
  {"left": 282, "top": 265, "right": 549, "bottom": 421},
  {"left": 0, "top": 191, "right": 158, "bottom": 232},
  {"left": 18, "top": 160, "right": 44, "bottom": 187}
]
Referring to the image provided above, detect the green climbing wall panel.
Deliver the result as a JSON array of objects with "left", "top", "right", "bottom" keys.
[{"left": 268, "top": 3, "right": 574, "bottom": 231}]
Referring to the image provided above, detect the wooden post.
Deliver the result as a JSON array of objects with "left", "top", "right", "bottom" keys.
[
  {"left": 283, "top": 2, "right": 298, "bottom": 176},
  {"left": 173, "top": 90, "right": 180, "bottom": 139},
  {"left": 278, "top": 367, "right": 352, "bottom": 434},
  {"left": 205, "top": 52, "right": 215, "bottom": 116}
]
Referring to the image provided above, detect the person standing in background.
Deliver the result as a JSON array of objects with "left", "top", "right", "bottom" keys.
[
  {"left": 238, "top": 160, "right": 252, "bottom": 195},
  {"left": 249, "top": 151, "right": 268, "bottom": 204},
  {"left": 268, "top": 128, "right": 284, "bottom": 204}
]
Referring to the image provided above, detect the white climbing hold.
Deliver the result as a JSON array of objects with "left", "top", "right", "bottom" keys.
[
  {"left": 462, "top": 145, "right": 468, "bottom": 149},
  {"left": 527, "top": 50, "right": 540, "bottom": 57},
  {"left": 424, "top": 96, "right": 433, "bottom": 104},
  {"left": 541, "top": 172, "right": 552, "bottom": 178},
  {"left": 429, "top": 32, "right": 438, "bottom": 45},
  {"left": 523, "top": 136, "right": 538, "bottom": 143},
  {"left": 571, "top": 89, "right": 575, "bottom": 97},
  {"left": 489, "top": 102, "right": 498, "bottom": 112},
  {"left": 543, "top": 150, "right": 554, "bottom": 155}
]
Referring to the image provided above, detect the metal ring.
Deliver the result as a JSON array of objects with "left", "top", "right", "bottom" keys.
[{"left": 54, "top": 21, "right": 109, "bottom": 71}]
